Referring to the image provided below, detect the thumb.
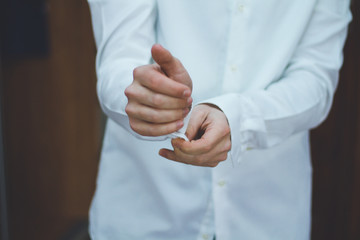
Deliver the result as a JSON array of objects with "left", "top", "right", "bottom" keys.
[{"left": 151, "top": 44, "right": 192, "bottom": 90}]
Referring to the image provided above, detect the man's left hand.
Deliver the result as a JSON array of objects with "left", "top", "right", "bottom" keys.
[{"left": 159, "top": 104, "right": 231, "bottom": 167}]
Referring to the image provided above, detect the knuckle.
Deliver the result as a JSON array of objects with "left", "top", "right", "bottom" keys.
[
  {"left": 133, "top": 66, "right": 142, "bottom": 77},
  {"left": 149, "top": 111, "right": 160, "bottom": 123},
  {"left": 124, "top": 87, "right": 131, "bottom": 97},
  {"left": 220, "top": 153, "right": 228, "bottom": 162},
  {"left": 125, "top": 105, "right": 133, "bottom": 116},
  {"left": 224, "top": 142, "right": 232, "bottom": 152},
  {"left": 179, "top": 144, "right": 189, "bottom": 153},
  {"left": 148, "top": 74, "right": 159, "bottom": 88},
  {"left": 203, "top": 144, "right": 212, "bottom": 153},
  {"left": 152, "top": 94, "right": 163, "bottom": 107},
  {"left": 129, "top": 120, "right": 139, "bottom": 133},
  {"left": 124, "top": 85, "right": 135, "bottom": 98},
  {"left": 224, "top": 126, "right": 231, "bottom": 136},
  {"left": 208, "top": 162, "right": 219, "bottom": 168}
]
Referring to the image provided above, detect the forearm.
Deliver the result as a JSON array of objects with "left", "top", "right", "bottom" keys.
[{"left": 88, "top": 0, "right": 164, "bottom": 140}]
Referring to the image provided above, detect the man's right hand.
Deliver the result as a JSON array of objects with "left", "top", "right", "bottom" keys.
[{"left": 124, "top": 44, "right": 193, "bottom": 136}]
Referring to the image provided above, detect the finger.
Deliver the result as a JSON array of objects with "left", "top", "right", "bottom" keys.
[
  {"left": 151, "top": 44, "right": 184, "bottom": 78},
  {"left": 159, "top": 147, "right": 226, "bottom": 167},
  {"left": 173, "top": 129, "right": 231, "bottom": 155},
  {"left": 129, "top": 118, "right": 184, "bottom": 136},
  {"left": 125, "top": 84, "right": 192, "bottom": 109},
  {"left": 159, "top": 148, "right": 187, "bottom": 164},
  {"left": 151, "top": 44, "right": 192, "bottom": 89},
  {"left": 125, "top": 102, "right": 189, "bottom": 123},
  {"left": 173, "top": 137, "right": 230, "bottom": 163},
  {"left": 133, "top": 65, "right": 191, "bottom": 98},
  {"left": 185, "top": 108, "right": 207, "bottom": 141},
  {"left": 159, "top": 148, "right": 201, "bottom": 166}
]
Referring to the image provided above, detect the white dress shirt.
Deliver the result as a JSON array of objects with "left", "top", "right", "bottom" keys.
[{"left": 87, "top": 0, "right": 351, "bottom": 239}]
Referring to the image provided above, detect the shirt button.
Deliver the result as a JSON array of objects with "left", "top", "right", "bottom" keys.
[
  {"left": 218, "top": 180, "right": 226, "bottom": 187},
  {"left": 202, "top": 234, "right": 209, "bottom": 240},
  {"left": 230, "top": 65, "right": 238, "bottom": 72},
  {"left": 237, "top": 4, "right": 245, "bottom": 13}
]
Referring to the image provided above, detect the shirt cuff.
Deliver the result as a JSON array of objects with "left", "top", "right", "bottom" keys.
[{"left": 198, "top": 93, "right": 267, "bottom": 164}]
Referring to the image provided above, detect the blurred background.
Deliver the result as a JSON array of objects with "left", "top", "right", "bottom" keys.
[{"left": 0, "top": 0, "right": 359, "bottom": 239}]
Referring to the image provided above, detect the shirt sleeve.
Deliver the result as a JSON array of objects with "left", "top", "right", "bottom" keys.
[
  {"left": 87, "top": 0, "right": 170, "bottom": 141},
  {"left": 203, "top": 0, "right": 352, "bottom": 163}
]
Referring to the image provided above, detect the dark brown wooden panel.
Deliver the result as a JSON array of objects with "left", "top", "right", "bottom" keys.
[
  {"left": 311, "top": 2, "right": 360, "bottom": 240},
  {"left": 1, "top": 0, "right": 100, "bottom": 239}
]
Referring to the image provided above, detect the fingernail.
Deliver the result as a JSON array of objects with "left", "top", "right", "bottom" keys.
[
  {"left": 183, "top": 108, "right": 189, "bottom": 117},
  {"left": 176, "top": 120, "right": 184, "bottom": 128},
  {"left": 183, "top": 89, "right": 191, "bottom": 97},
  {"left": 159, "top": 149, "right": 165, "bottom": 157},
  {"left": 171, "top": 139, "right": 180, "bottom": 148},
  {"left": 187, "top": 97, "right": 193, "bottom": 105}
]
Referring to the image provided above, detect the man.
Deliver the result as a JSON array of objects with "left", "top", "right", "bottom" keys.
[{"left": 87, "top": 1, "right": 351, "bottom": 239}]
